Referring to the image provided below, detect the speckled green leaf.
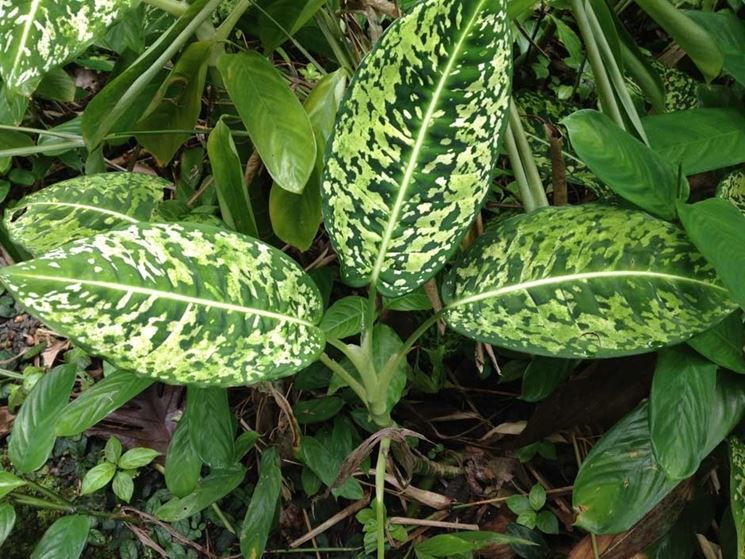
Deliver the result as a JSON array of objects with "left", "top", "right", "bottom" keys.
[
  {"left": 3, "top": 172, "right": 167, "bottom": 256},
  {"left": 0, "top": 0, "right": 138, "bottom": 94},
  {"left": 442, "top": 205, "right": 735, "bottom": 359},
  {"left": 729, "top": 437, "right": 745, "bottom": 558},
  {"left": 717, "top": 169, "right": 745, "bottom": 215},
  {"left": 0, "top": 223, "right": 325, "bottom": 387},
  {"left": 322, "top": 0, "right": 512, "bottom": 297}
]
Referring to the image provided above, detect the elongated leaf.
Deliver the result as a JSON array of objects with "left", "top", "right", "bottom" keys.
[
  {"left": 56, "top": 370, "right": 154, "bottom": 436},
  {"left": 649, "top": 346, "right": 717, "bottom": 479},
  {"left": 321, "top": 0, "right": 513, "bottom": 297},
  {"left": 717, "top": 169, "right": 745, "bottom": 215},
  {"left": 258, "top": 0, "right": 327, "bottom": 52},
  {"left": 415, "top": 531, "right": 532, "bottom": 557},
  {"left": 443, "top": 205, "right": 735, "bottom": 359},
  {"left": 677, "top": 198, "right": 745, "bottom": 310},
  {"left": 218, "top": 51, "right": 316, "bottom": 194},
  {"left": 643, "top": 108, "right": 745, "bottom": 175},
  {"left": 520, "top": 357, "right": 578, "bottom": 403},
  {"left": 0, "top": 0, "right": 137, "bottom": 93},
  {"left": 270, "top": 69, "right": 347, "bottom": 250},
  {"left": 187, "top": 386, "right": 235, "bottom": 468},
  {"left": 0, "top": 503, "right": 16, "bottom": 547},
  {"left": 156, "top": 465, "right": 246, "bottom": 522},
  {"left": 240, "top": 448, "right": 282, "bottom": 559},
  {"left": 118, "top": 447, "right": 160, "bottom": 469},
  {"left": 31, "top": 515, "right": 90, "bottom": 559},
  {"left": 688, "top": 312, "right": 745, "bottom": 375},
  {"left": 135, "top": 41, "right": 212, "bottom": 165},
  {"left": 165, "top": 416, "right": 202, "bottom": 498},
  {"left": 294, "top": 396, "right": 345, "bottom": 424},
  {"left": 0, "top": 223, "right": 325, "bottom": 386},
  {"left": 634, "top": 0, "right": 723, "bottom": 82},
  {"left": 730, "top": 437, "right": 745, "bottom": 558},
  {"left": 9, "top": 364, "right": 77, "bottom": 473},
  {"left": 81, "top": 462, "right": 116, "bottom": 495},
  {"left": 320, "top": 296, "right": 366, "bottom": 340},
  {"left": 563, "top": 110, "right": 681, "bottom": 220},
  {"left": 3, "top": 172, "right": 167, "bottom": 256},
  {"left": 684, "top": 9, "right": 745, "bottom": 86},
  {"left": 0, "top": 471, "right": 26, "bottom": 500}
]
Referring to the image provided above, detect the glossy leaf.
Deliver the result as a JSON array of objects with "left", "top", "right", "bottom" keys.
[
  {"left": 0, "top": 471, "right": 26, "bottom": 500},
  {"left": 563, "top": 110, "right": 681, "bottom": 220},
  {"left": 186, "top": 387, "right": 235, "bottom": 468},
  {"left": 81, "top": 462, "right": 116, "bottom": 495},
  {"left": 104, "top": 437, "right": 122, "bottom": 464},
  {"left": 0, "top": 503, "right": 16, "bottom": 547},
  {"left": 218, "top": 51, "right": 316, "bottom": 194},
  {"left": 688, "top": 312, "right": 745, "bottom": 375},
  {"left": 684, "top": 9, "right": 745, "bottom": 86},
  {"left": 112, "top": 471, "right": 134, "bottom": 503},
  {"left": 207, "top": 118, "right": 258, "bottom": 237},
  {"left": 9, "top": 363, "right": 77, "bottom": 473},
  {"left": 118, "top": 448, "right": 160, "bottom": 469},
  {"left": 649, "top": 346, "right": 717, "bottom": 479},
  {"left": 634, "top": 0, "right": 723, "bottom": 82},
  {"left": 135, "top": 41, "right": 212, "bottom": 165},
  {"left": 270, "top": 69, "right": 347, "bottom": 250},
  {"left": 31, "top": 515, "right": 90, "bottom": 559},
  {"left": 643, "top": 108, "right": 745, "bottom": 176},
  {"left": 0, "top": 223, "right": 325, "bottom": 387},
  {"left": 320, "top": 296, "right": 366, "bottom": 340},
  {"left": 240, "top": 448, "right": 282, "bottom": 559},
  {"left": 677, "top": 198, "right": 745, "bottom": 310},
  {"left": 443, "top": 205, "right": 734, "bottom": 359},
  {"left": 321, "top": 0, "right": 513, "bottom": 296},
  {"left": 3, "top": 172, "right": 167, "bottom": 256},
  {"left": 717, "top": 169, "right": 745, "bottom": 215},
  {"left": 520, "top": 356, "right": 578, "bottom": 403},
  {"left": 0, "top": 0, "right": 137, "bottom": 93},
  {"left": 165, "top": 417, "right": 202, "bottom": 498},
  {"left": 730, "top": 437, "right": 745, "bottom": 558},
  {"left": 156, "top": 465, "right": 246, "bottom": 522},
  {"left": 56, "top": 370, "right": 154, "bottom": 437}
]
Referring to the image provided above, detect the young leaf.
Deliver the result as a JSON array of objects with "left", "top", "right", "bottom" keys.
[
  {"left": 156, "top": 465, "right": 246, "bottom": 522},
  {"left": 0, "top": 223, "right": 325, "bottom": 387},
  {"left": 118, "top": 448, "right": 160, "bottom": 470},
  {"left": 218, "top": 51, "right": 316, "bottom": 194},
  {"left": 104, "top": 437, "right": 123, "bottom": 464},
  {"left": 0, "top": 503, "right": 16, "bottom": 547},
  {"left": 240, "top": 448, "right": 282, "bottom": 559},
  {"left": 270, "top": 69, "right": 347, "bottom": 250},
  {"left": 56, "top": 371, "right": 154, "bottom": 437},
  {"left": 643, "top": 108, "right": 745, "bottom": 176},
  {"left": 207, "top": 118, "right": 258, "bottom": 237},
  {"left": 688, "top": 312, "right": 745, "bottom": 375},
  {"left": 135, "top": 41, "right": 213, "bottom": 165},
  {"left": 649, "top": 346, "right": 717, "bottom": 479},
  {"left": 81, "top": 462, "right": 117, "bottom": 495},
  {"left": 0, "top": 471, "right": 26, "bottom": 500},
  {"left": 536, "top": 511, "right": 559, "bottom": 534},
  {"left": 0, "top": 0, "right": 137, "bottom": 93},
  {"left": 573, "top": 402, "right": 678, "bottom": 534},
  {"left": 443, "top": 205, "right": 734, "bottom": 359},
  {"left": 187, "top": 387, "right": 235, "bottom": 468},
  {"left": 563, "top": 110, "right": 681, "bottom": 220},
  {"left": 165, "top": 417, "right": 202, "bottom": 498},
  {"left": 3, "top": 173, "right": 167, "bottom": 256},
  {"left": 529, "top": 484, "right": 546, "bottom": 511},
  {"left": 9, "top": 364, "right": 77, "bottom": 473},
  {"left": 507, "top": 495, "right": 532, "bottom": 515},
  {"left": 520, "top": 356, "right": 578, "bottom": 403},
  {"left": 729, "top": 437, "right": 745, "bottom": 557},
  {"left": 112, "top": 471, "right": 134, "bottom": 503},
  {"left": 677, "top": 198, "right": 745, "bottom": 310},
  {"left": 321, "top": 0, "right": 513, "bottom": 296},
  {"left": 30, "top": 515, "right": 90, "bottom": 559},
  {"left": 320, "top": 296, "right": 367, "bottom": 340}
]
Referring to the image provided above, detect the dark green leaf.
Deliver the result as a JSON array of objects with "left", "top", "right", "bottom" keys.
[
  {"left": 257, "top": 0, "right": 326, "bottom": 52},
  {"left": 9, "top": 364, "right": 77, "bottom": 473},
  {"left": 0, "top": 471, "right": 26, "bottom": 500},
  {"left": 234, "top": 430, "right": 260, "bottom": 461},
  {"left": 294, "top": 397, "right": 345, "bottom": 425},
  {"left": 0, "top": 503, "right": 16, "bottom": 547},
  {"left": 320, "top": 296, "right": 366, "bottom": 340},
  {"left": 677, "top": 198, "right": 745, "bottom": 310},
  {"left": 156, "top": 466, "right": 246, "bottom": 522},
  {"left": 218, "top": 51, "right": 316, "bottom": 194},
  {"left": 520, "top": 357, "right": 578, "bottom": 402},
  {"left": 299, "top": 436, "right": 363, "bottom": 500},
  {"left": 187, "top": 387, "right": 235, "bottom": 469},
  {"left": 207, "top": 118, "right": 258, "bottom": 237},
  {"left": 240, "top": 448, "right": 282, "bottom": 559},
  {"left": 118, "top": 448, "right": 160, "bottom": 470},
  {"left": 415, "top": 531, "right": 532, "bottom": 557},
  {"left": 684, "top": 9, "right": 745, "bottom": 86},
  {"left": 57, "top": 371, "right": 154, "bottom": 437},
  {"left": 688, "top": 312, "right": 745, "bottom": 375},
  {"left": 81, "top": 462, "right": 116, "bottom": 495},
  {"left": 563, "top": 110, "right": 681, "bottom": 219},
  {"left": 36, "top": 68, "right": 77, "bottom": 103},
  {"left": 165, "top": 417, "right": 202, "bottom": 498},
  {"left": 373, "top": 324, "right": 409, "bottom": 415},
  {"left": 31, "top": 515, "right": 90, "bottom": 559},
  {"left": 382, "top": 288, "right": 432, "bottom": 311}
]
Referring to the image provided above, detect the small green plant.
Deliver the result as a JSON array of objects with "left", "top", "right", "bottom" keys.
[{"left": 506, "top": 484, "right": 559, "bottom": 534}]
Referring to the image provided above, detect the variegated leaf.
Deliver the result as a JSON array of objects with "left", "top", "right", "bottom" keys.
[
  {"left": 730, "top": 437, "right": 745, "bottom": 557},
  {"left": 0, "top": 223, "right": 325, "bottom": 387},
  {"left": 3, "top": 172, "right": 168, "bottom": 256},
  {"left": 321, "top": 0, "right": 512, "bottom": 297},
  {"left": 0, "top": 0, "right": 138, "bottom": 94},
  {"left": 442, "top": 205, "right": 735, "bottom": 358},
  {"left": 717, "top": 168, "right": 745, "bottom": 215}
]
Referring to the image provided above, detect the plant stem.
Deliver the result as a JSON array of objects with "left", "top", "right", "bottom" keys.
[
  {"left": 211, "top": 503, "right": 236, "bottom": 534},
  {"left": 213, "top": 0, "right": 254, "bottom": 44},
  {"left": 26, "top": 480, "right": 70, "bottom": 505},
  {"left": 504, "top": 126, "right": 537, "bottom": 212},
  {"left": 315, "top": 9, "right": 356, "bottom": 76},
  {"left": 508, "top": 100, "right": 549, "bottom": 209},
  {"left": 319, "top": 353, "right": 368, "bottom": 403},
  {"left": 143, "top": 0, "right": 188, "bottom": 17},
  {"left": 375, "top": 436, "right": 392, "bottom": 559},
  {"left": 11, "top": 494, "right": 75, "bottom": 513}
]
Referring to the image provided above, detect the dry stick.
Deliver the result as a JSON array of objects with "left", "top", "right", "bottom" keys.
[
  {"left": 423, "top": 279, "right": 446, "bottom": 335},
  {"left": 122, "top": 507, "right": 218, "bottom": 558},
  {"left": 388, "top": 517, "right": 479, "bottom": 531},
  {"left": 290, "top": 494, "right": 371, "bottom": 548},
  {"left": 244, "top": 149, "right": 262, "bottom": 185},
  {"left": 545, "top": 123, "right": 568, "bottom": 206},
  {"left": 452, "top": 486, "right": 573, "bottom": 509},
  {"left": 301, "top": 509, "right": 323, "bottom": 559}
]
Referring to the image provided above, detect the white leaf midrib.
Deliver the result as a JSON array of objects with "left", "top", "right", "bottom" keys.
[{"left": 20, "top": 201, "right": 140, "bottom": 223}]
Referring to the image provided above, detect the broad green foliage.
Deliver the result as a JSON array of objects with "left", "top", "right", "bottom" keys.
[
  {"left": 685, "top": 9, "right": 745, "bottom": 86},
  {"left": 322, "top": 0, "right": 513, "bottom": 296},
  {"left": 156, "top": 465, "right": 246, "bottom": 521},
  {"left": 3, "top": 172, "right": 167, "bottom": 256},
  {"left": 730, "top": 437, "right": 745, "bottom": 558},
  {"left": 240, "top": 448, "right": 282, "bottom": 559},
  {"left": 31, "top": 515, "right": 90, "bottom": 559},
  {"left": 442, "top": 205, "right": 735, "bottom": 358},
  {"left": 186, "top": 387, "right": 235, "bottom": 468},
  {"left": 0, "top": 223, "right": 325, "bottom": 386},
  {"left": 717, "top": 169, "right": 745, "bottom": 214},
  {"left": 0, "top": 503, "right": 16, "bottom": 547},
  {"left": 688, "top": 312, "right": 745, "bottom": 375},
  {"left": 0, "top": 0, "right": 137, "bottom": 93},
  {"left": 164, "top": 416, "right": 201, "bottom": 498}
]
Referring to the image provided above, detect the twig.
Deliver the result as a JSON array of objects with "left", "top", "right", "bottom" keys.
[
  {"left": 290, "top": 494, "right": 371, "bottom": 548},
  {"left": 388, "top": 517, "right": 479, "bottom": 531}
]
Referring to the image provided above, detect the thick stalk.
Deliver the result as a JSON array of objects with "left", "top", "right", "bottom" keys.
[
  {"left": 144, "top": 0, "right": 187, "bottom": 16},
  {"left": 504, "top": 126, "right": 537, "bottom": 212},
  {"left": 315, "top": 10, "right": 356, "bottom": 76},
  {"left": 319, "top": 353, "right": 368, "bottom": 404},
  {"left": 508, "top": 101, "right": 549, "bottom": 209},
  {"left": 375, "top": 437, "right": 392, "bottom": 559}
]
